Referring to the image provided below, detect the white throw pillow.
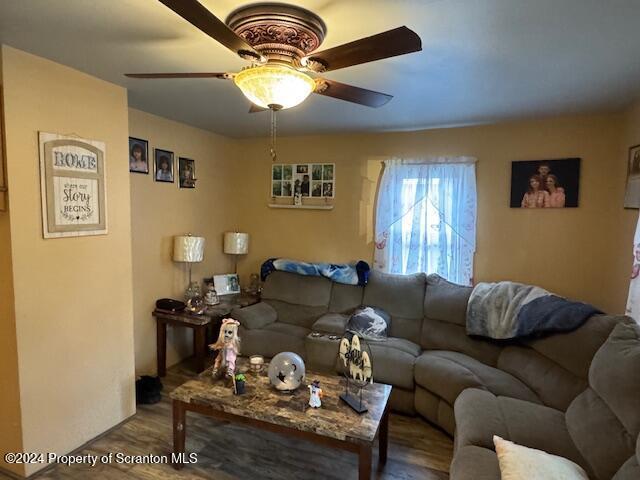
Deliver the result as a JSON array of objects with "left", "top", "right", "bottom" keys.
[{"left": 493, "top": 435, "right": 589, "bottom": 480}]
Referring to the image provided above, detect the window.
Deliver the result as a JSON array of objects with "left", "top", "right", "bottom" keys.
[{"left": 374, "top": 158, "right": 477, "bottom": 285}]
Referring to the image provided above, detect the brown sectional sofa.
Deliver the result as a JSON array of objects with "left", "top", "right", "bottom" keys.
[{"left": 231, "top": 269, "right": 640, "bottom": 479}]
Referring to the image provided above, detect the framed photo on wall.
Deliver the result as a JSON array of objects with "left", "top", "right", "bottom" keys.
[
  {"left": 38, "top": 132, "right": 107, "bottom": 238},
  {"left": 128, "top": 137, "right": 148, "bottom": 174},
  {"left": 154, "top": 148, "right": 174, "bottom": 183},
  {"left": 510, "top": 158, "right": 580, "bottom": 208},
  {"left": 178, "top": 157, "right": 196, "bottom": 188},
  {"left": 271, "top": 163, "right": 335, "bottom": 199},
  {"left": 624, "top": 144, "right": 640, "bottom": 209}
]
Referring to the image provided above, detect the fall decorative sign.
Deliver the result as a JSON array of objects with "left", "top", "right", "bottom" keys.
[{"left": 38, "top": 132, "right": 107, "bottom": 238}]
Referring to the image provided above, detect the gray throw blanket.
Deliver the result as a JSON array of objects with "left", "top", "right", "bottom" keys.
[{"left": 466, "top": 281, "right": 601, "bottom": 339}]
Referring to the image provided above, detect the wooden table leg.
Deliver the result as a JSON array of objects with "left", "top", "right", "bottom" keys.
[
  {"left": 194, "top": 325, "right": 206, "bottom": 373},
  {"left": 378, "top": 406, "right": 389, "bottom": 469},
  {"left": 359, "top": 444, "right": 372, "bottom": 480},
  {"left": 172, "top": 400, "right": 186, "bottom": 470},
  {"left": 157, "top": 319, "right": 167, "bottom": 377}
]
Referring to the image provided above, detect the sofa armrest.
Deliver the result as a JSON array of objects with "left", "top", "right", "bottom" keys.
[{"left": 231, "top": 302, "right": 277, "bottom": 330}]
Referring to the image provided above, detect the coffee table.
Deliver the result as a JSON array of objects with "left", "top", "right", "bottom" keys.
[{"left": 170, "top": 363, "right": 392, "bottom": 479}]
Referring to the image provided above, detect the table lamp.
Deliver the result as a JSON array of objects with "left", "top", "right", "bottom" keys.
[
  {"left": 224, "top": 231, "right": 249, "bottom": 274},
  {"left": 173, "top": 234, "right": 205, "bottom": 299}
]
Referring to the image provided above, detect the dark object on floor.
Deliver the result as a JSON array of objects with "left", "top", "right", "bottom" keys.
[
  {"left": 136, "top": 375, "right": 163, "bottom": 405},
  {"left": 156, "top": 298, "right": 186, "bottom": 312}
]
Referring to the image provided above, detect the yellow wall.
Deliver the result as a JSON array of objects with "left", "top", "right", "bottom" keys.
[
  {"left": 128, "top": 108, "right": 239, "bottom": 375},
  {"left": 0, "top": 47, "right": 24, "bottom": 476},
  {"left": 1, "top": 46, "right": 135, "bottom": 476},
  {"left": 236, "top": 113, "right": 635, "bottom": 314}
]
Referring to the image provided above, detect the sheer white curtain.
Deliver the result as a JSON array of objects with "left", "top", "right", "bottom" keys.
[{"left": 374, "top": 157, "right": 477, "bottom": 285}]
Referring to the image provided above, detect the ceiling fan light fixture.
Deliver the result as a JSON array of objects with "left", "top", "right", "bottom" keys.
[{"left": 233, "top": 64, "right": 315, "bottom": 110}]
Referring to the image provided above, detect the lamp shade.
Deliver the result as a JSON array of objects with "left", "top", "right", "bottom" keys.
[
  {"left": 173, "top": 235, "right": 205, "bottom": 262},
  {"left": 224, "top": 232, "right": 249, "bottom": 255}
]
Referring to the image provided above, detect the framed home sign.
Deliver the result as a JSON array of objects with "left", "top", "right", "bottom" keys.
[{"left": 38, "top": 132, "right": 107, "bottom": 238}]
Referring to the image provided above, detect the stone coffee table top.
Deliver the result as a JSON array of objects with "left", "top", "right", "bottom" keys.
[{"left": 170, "top": 360, "right": 392, "bottom": 445}]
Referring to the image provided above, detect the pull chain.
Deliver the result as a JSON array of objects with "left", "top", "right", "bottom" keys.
[{"left": 270, "top": 108, "right": 277, "bottom": 162}]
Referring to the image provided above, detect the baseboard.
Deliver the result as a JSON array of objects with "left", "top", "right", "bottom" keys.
[{"left": 0, "top": 413, "right": 136, "bottom": 479}]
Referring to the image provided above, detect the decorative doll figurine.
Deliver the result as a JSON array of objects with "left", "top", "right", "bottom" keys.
[
  {"left": 308, "top": 380, "right": 323, "bottom": 408},
  {"left": 209, "top": 318, "right": 240, "bottom": 379}
]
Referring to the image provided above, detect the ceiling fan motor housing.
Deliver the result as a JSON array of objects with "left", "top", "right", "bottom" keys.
[{"left": 226, "top": 2, "right": 327, "bottom": 67}]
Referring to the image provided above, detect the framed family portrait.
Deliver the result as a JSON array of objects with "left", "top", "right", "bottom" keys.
[
  {"left": 624, "top": 145, "right": 640, "bottom": 209},
  {"left": 510, "top": 158, "right": 580, "bottom": 208},
  {"left": 129, "top": 137, "right": 149, "bottom": 174},
  {"left": 178, "top": 157, "right": 196, "bottom": 189},
  {"left": 272, "top": 163, "right": 335, "bottom": 198},
  {"left": 154, "top": 148, "right": 174, "bottom": 183}
]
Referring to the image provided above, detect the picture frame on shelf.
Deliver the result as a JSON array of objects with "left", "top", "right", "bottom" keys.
[
  {"left": 129, "top": 137, "right": 149, "bottom": 174},
  {"left": 624, "top": 144, "right": 640, "bottom": 209},
  {"left": 154, "top": 148, "right": 174, "bottom": 183},
  {"left": 213, "top": 273, "right": 241, "bottom": 295}
]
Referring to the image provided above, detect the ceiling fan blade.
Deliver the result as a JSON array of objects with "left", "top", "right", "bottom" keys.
[
  {"left": 248, "top": 104, "right": 268, "bottom": 113},
  {"left": 304, "top": 26, "right": 421, "bottom": 72},
  {"left": 158, "top": 0, "right": 261, "bottom": 60},
  {"left": 125, "top": 72, "right": 232, "bottom": 79},
  {"left": 314, "top": 79, "right": 392, "bottom": 108}
]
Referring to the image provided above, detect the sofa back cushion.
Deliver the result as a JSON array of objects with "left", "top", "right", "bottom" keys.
[
  {"left": 329, "top": 283, "right": 364, "bottom": 313},
  {"left": 261, "top": 271, "right": 331, "bottom": 328},
  {"left": 421, "top": 274, "right": 502, "bottom": 366},
  {"left": 566, "top": 320, "right": 640, "bottom": 480},
  {"left": 262, "top": 271, "right": 332, "bottom": 306},
  {"left": 494, "top": 314, "right": 623, "bottom": 412},
  {"left": 362, "top": 270, "right": 426, "bottom": 341}
]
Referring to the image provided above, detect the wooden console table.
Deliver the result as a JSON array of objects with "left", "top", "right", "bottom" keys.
[{"left": 153, "top": 293, "right": 259, "bottom": 376}]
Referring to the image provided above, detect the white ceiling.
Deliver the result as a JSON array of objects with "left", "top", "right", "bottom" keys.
[{"left": 1, "top": 0, "right": 640, "bottom": 138}]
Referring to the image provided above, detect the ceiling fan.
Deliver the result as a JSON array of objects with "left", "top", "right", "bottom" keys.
[{"left": 125, "top": 0, "right": 423, "bottom": 112}]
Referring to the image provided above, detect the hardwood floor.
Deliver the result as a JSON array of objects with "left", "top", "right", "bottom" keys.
[{"left": 2, "top": 361, "right": 453, "bottom": 479}]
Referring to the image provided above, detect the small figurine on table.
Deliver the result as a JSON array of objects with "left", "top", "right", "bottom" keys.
[
  {"left": 308, "top": 380, "right": 323, "bottom": 408},
  {"left": 209, "top": 318, "right": 240, "bottom": 380}
]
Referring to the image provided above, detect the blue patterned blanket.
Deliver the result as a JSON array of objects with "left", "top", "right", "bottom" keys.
[
  {"left": 466, "top": 281, "right": 601, "bottom": 339},
  {"left": 261, "top": 258, "right": 370, "bottom": 286}
]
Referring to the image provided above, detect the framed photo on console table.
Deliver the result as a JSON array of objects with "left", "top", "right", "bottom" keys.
[{"left": 213, "top": 274, "right": 240, "bottom": 295}]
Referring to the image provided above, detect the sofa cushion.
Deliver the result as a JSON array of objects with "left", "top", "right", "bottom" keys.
[
  {"left": 497, "top": 346, "right": 587, "bottom": 411},
  {"left": 329, "top": 283, "right": 363, "bottom": 313},
  {"left": 230, "top": 302, "right": 277, "bottom": 330},
  {"left": 454, "top": 389, "right": 589, "bottom": 471},
  {"left": 367, "top": 337, "right": 421, "bottom": 390},
  {"left": 362, "top": 270, "right": 426, "bottom": 341},
  {"left": 311, "top": 313, "right": 348, "bottom": 335},
  {"left": 263, "top": 299, "right": 327, "bottom": 329},
  {"left": 423, "top": 273, "right": 472, "bottom": 327},
  {"left": 415, "top": 351, "right": 540, "bottom": 406},
  {"left": 239, "top": 324, "right": 308, "bottom": 359},
  {"left": 493, "top": 435, "right": 588, "bottom": 480},
  {"left": 565, "top": 320, "right": 640, "bottom": 480},
  {"left": 415, "top": 386, "right": 455, "bottom": 435},
  {"left": 262, "top": 271, "right": 332, "bottom": 306},
  {"left": 422, "top": 317, "right": 503, "bottom": 367},
  {"left": 523, "top": 314, "right": 623, "bottom": 379},
  {"left": 450, "top": 446, "right": 500, "bottom": 480}
]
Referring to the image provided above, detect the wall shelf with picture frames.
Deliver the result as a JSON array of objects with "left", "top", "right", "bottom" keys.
[{"left": 270, "top": 163, "right": 335, "bottom": 207}]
